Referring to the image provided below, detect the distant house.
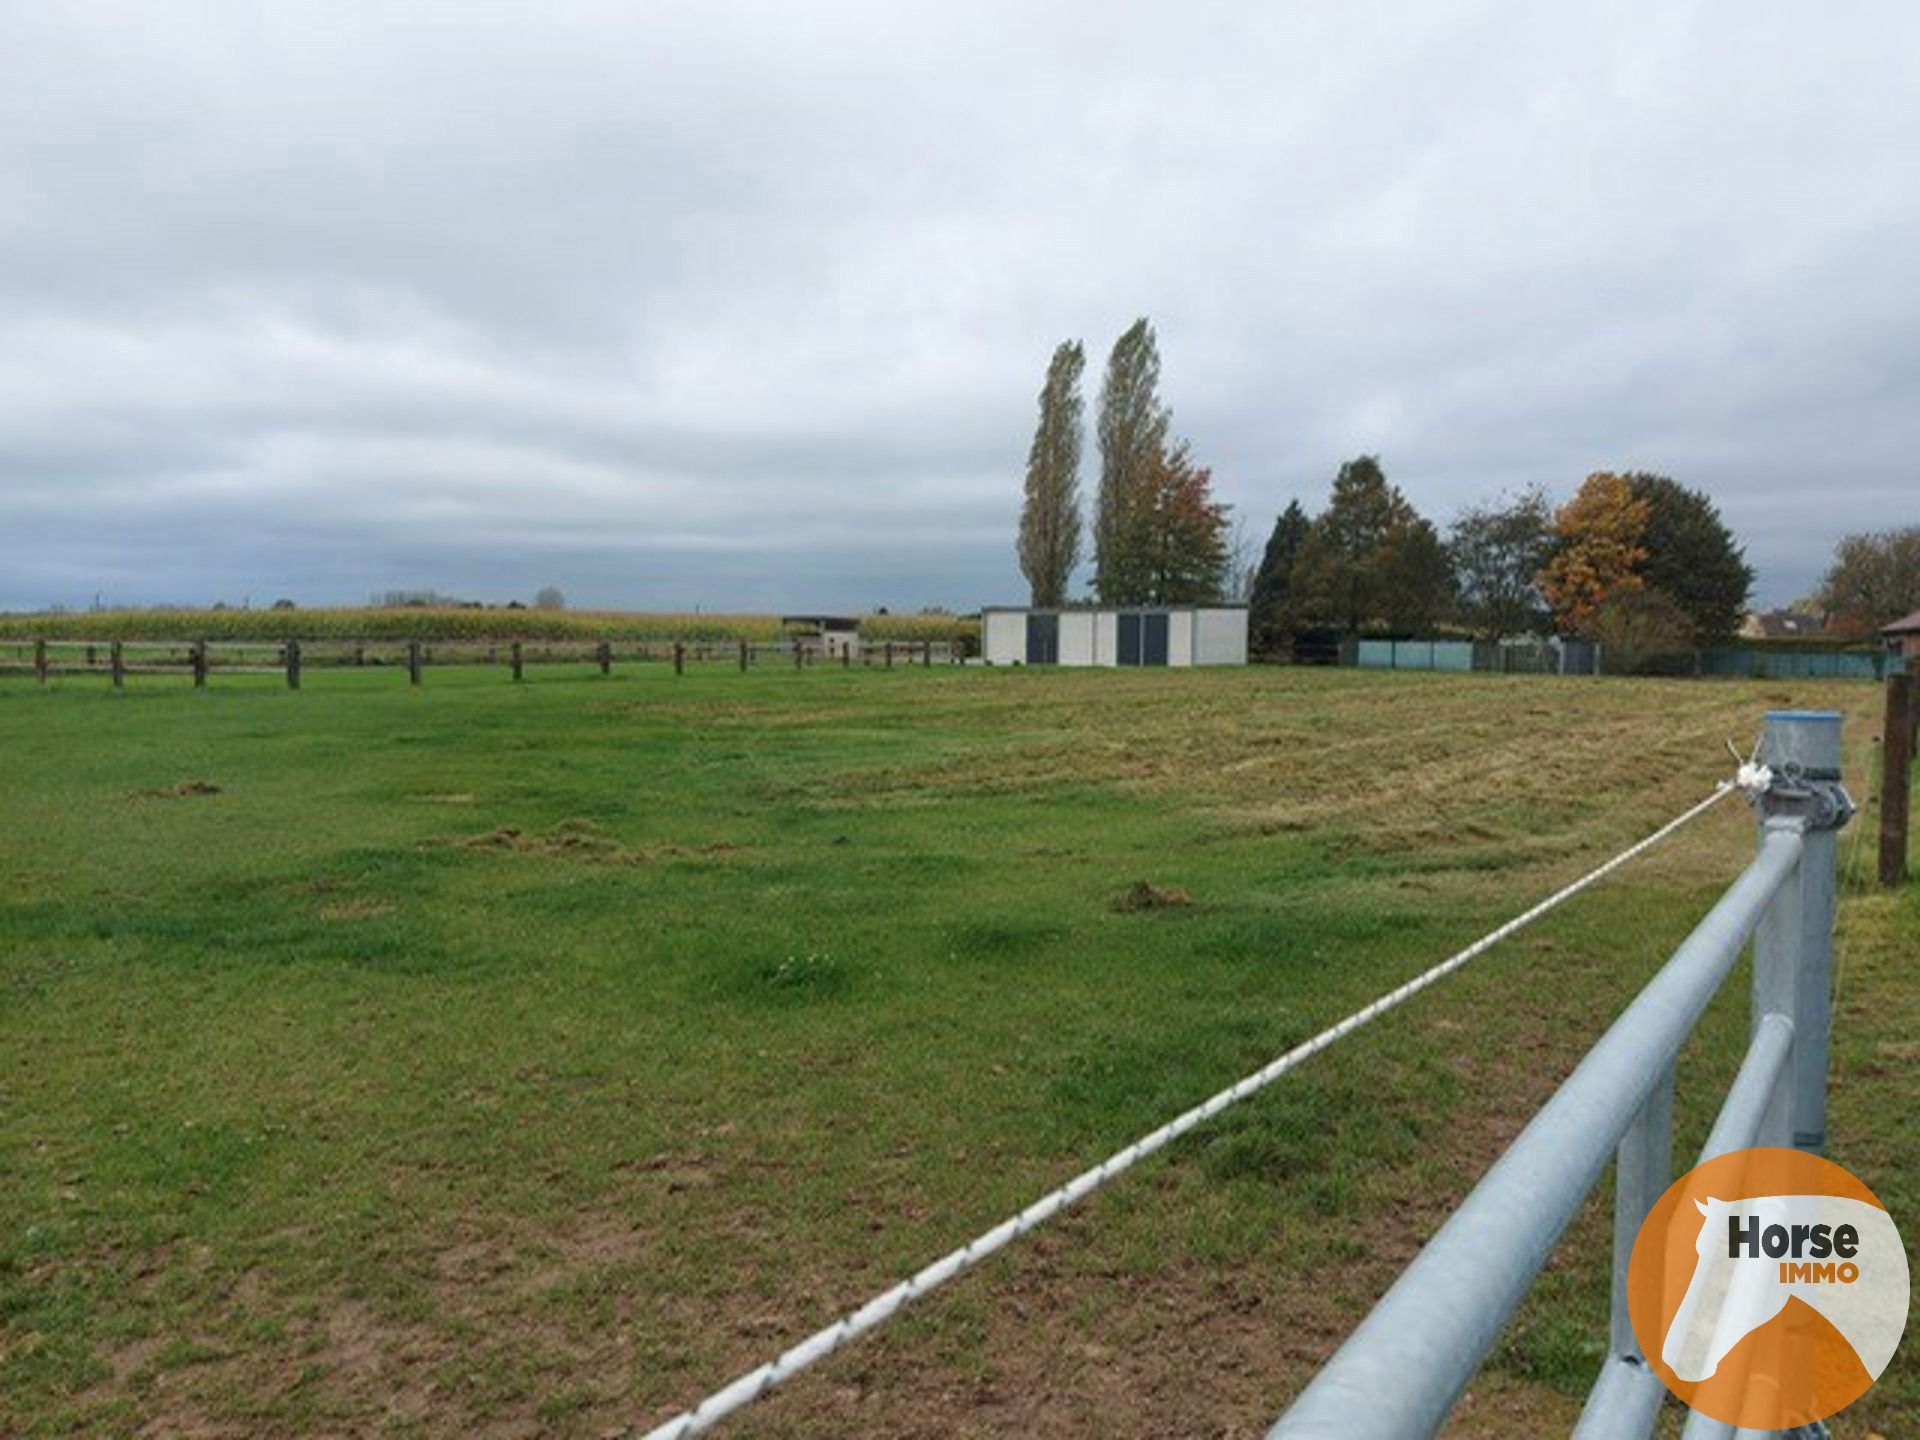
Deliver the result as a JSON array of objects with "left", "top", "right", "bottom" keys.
[
  {"left": 1739, "top": 609, "right": 1829, "bottom": 640},
  {"left": 1883, "top": 609, "right": 1920, "bottom": 661}
]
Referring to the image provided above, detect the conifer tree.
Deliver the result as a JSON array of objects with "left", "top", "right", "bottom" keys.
[{"left": 1249, "top": 500, "right": 1311, "bottom": 649}]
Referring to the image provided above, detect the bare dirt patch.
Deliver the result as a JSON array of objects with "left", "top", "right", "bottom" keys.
[
  {"left": 129, "top": 778, "right": 223, "bottom": 800},
  {"left": 1109, "top": 880, "right": 1191, "bottom": 912},
  {"left": 452, "top": 818, "right": 747, "bottom": 867}
]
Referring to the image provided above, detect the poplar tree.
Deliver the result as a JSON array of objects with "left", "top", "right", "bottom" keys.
[
  {"left": 1094, "top": 318, "right": 1169, "bottom": 604},
  {"left": 1016, "top": 340, "right": 1086, "bottom": 608}
]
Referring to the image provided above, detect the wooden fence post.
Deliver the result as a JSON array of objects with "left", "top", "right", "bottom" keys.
[
  {"left": 739, "top": 640, "right": 749, "bottom": 672},
  {"left": 407, "top": 641, "right": 422, "bottom": 686},
  {"left": 192, "top": 641, "right": 208, "bottom": 688},
  {"left": 842, "top": 643, "right": 850, "bottom": 669},
  {"left": 110, "top": 641, "right": 124, "bottom": 689},
  {"left": 1881, "top": 667, "right": 1913, "bottom": 887},
  {"left": 885, "top": 641, "right": 894, "bottom": 669},
  {"left": 353, "top": 644, "right": 365, "bottom": 667},
  {"left": 922, "top": 640, "right": 932, "bottom": 667},
  {"left": 793, "top": 643, "right": 803, "bottom": 671},
  {"left": 34, "top": 639, "right": 47, "bottom": 684},
  {"left": 598, "top": 640, "right": 612, "bottom": 676},
  {"left": 511, "top": 641, "right": 524, "bottom": 682},
  {"left": 285, "top": 639, "right": 301, "bottom": 690},
  {"left": 86, "top": 644, "right": 97, "bottom": 668},
  {"left": 674, "top": 642, "right": 685, "bottom": 676}
]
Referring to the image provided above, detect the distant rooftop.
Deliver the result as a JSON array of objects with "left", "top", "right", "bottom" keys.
[{"left": 1743, "top": 609, "right": 1828, "bottom": 640}]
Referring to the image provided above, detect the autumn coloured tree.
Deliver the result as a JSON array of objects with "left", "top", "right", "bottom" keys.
[
  {"left": 1016, "top": 340, "right": 1085, "bottom": 607},
  {"left": 1142, "top": 441, "right": 1231, "bottom": 603},
  {"left": 1819, "top": 526, "right": 1920, "bottom": 635},
  {"left": 1538, "top": 473, "right": 1651, "bottom": 635}
]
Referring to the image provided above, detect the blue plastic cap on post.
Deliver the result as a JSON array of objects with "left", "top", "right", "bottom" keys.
[{"left": 1762, "top": 710, "right": 1843, "bottom": 779}]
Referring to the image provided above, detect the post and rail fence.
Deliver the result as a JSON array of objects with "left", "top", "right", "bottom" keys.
[
  {"left": 0, "top": 635, "right": 968, "bottom": 689},
  {"left": 1267, "top": 709, "right": 1854, "bottom": 1440}
]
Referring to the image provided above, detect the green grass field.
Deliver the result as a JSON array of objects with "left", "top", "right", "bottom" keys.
[{"left": 1, "top": 663, "right": 1911, "bottom": 1438}]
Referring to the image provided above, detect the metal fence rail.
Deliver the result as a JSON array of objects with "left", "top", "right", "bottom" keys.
[{"left": 1268, "top": 710, "right": 1852, "bottom": 1440}]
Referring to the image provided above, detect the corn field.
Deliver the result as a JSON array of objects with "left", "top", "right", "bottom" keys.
[{"left": 0, "top": 607, "right": 981, "bottom": 649}]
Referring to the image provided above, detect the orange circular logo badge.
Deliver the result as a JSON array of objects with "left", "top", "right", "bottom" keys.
[{"left": 1628, "top": 1147, "right": 1909, "bottom": 1428}]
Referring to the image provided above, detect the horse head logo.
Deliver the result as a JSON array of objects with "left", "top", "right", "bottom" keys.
[{"left": 1661, "top": 1193, "right": 1905, "bottom": 1385}]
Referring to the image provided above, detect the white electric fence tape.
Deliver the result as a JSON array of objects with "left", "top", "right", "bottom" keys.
[{"left": 639, "top": 780, "right": 1744, "bottom": 1440}]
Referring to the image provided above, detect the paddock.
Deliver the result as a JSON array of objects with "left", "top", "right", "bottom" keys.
[{"left": 0, "top": 663, "right": 1908, "bottom": 1439}]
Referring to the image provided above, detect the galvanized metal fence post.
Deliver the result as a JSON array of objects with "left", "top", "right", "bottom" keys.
[
  {"left": 1574, "top": 1056, "right": 1677, "bottom": 1438},
  {"left": 1753, "top": 709, "right": 1846, "bottom": 1156}
]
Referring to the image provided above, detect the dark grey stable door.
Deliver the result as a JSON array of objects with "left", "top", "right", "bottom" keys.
[
  {"left": 1025, "top": 612, "right": 1059, "bottom": 664},
  {"left": 1116, "top": 613, "right": 1169, "bottom": 666}
]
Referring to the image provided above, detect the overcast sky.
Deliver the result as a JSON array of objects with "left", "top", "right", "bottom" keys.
[{"left": 4, "top": 2, "right": 1915, "bottom": 613}]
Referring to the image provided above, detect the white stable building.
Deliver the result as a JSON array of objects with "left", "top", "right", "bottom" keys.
[{"left": 981, "top": 605, "right": 1248, "bottom": 667}]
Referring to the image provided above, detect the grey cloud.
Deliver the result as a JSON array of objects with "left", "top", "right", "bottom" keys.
[{"left": 2, "top": 0, "right": 1916, "bottom": 612}]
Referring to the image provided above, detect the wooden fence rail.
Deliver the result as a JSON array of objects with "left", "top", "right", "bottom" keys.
[{"left": 0, "top": 635, "right": 968, "bottom": 691}]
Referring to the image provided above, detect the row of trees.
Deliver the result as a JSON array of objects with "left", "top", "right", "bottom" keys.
[
  {"left": 1013, "top": 330, "right": 1915, "bottom": 666},
  {"left": 1817, "top": 526, "right": 1920, "bottom": 635},
  {"left": 1017, "top": 319, "right": 1231, "bottom": 607},
  {"left": 1245, "top": 462, "right": 1755, "bottom": 662}
]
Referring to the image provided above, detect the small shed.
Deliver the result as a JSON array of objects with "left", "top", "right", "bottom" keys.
[
  {"left": 1882, "top": 609, "right": 1920, "bottom": 661},
  {"left": 783, "top": 615, "right": 861, "bottom": 658},
  {"left": 981, "top": 605, "right": 1248, "bottom": 667}
]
